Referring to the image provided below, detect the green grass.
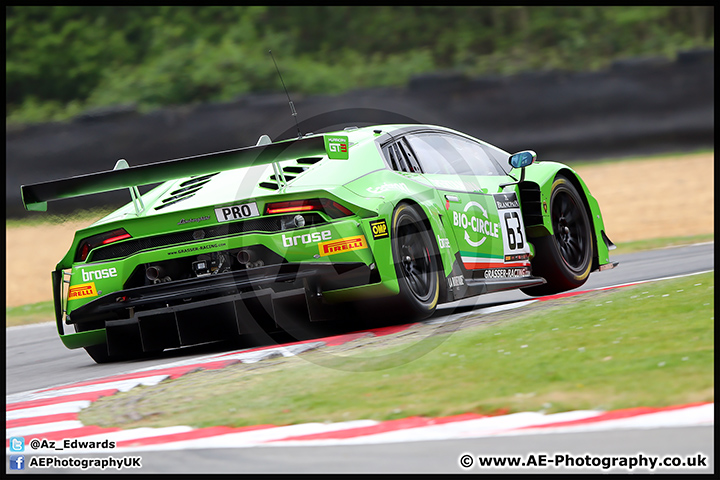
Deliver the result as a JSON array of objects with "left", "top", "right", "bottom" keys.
[
  {"left": 79, "top": 272, "right": 714, "bottom": 429},
  {"left": 611, "top": 234, "right": 714, "bottom": 256},
  {"left": 6, "top": 301, "right": 56, "bottom": 327}
]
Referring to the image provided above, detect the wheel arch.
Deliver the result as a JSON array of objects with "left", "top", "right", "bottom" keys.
[{"left": 391, "top": 197, "right": 451, "bottom": 301}]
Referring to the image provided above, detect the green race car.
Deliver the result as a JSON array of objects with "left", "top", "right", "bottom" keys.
[{"left": 21, "top": 124, "right": 617, "bottom": 363}]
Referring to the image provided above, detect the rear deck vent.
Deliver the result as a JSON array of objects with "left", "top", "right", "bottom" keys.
[{"left": 155, "top": 173, "right": 219, "bottom": 211}]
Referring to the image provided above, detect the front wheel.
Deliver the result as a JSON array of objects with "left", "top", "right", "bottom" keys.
[
  {"left": 386, "top": 203, "right": 440, "bottom": 319},
  {"left": 522, "top": 174, "right": 594, "bottom": 296}
]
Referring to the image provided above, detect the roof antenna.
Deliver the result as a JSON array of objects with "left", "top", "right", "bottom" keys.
[{"left": 269, "top": 50, "right": 302, "bottom": 139}]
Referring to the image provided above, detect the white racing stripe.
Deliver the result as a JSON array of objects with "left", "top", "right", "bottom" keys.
[
  {"left": 7, "top": 421, "right": 85, "bottom": 438},
  {"left": 7, "top": 401, "right": 91, "bottom": 421}
]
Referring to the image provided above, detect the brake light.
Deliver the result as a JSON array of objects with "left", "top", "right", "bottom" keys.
[
  {"left": 264, "top": 198, "right": 353, "bottom": 218},
  {"left": 76, "top": 228, "right": 132, "bottom": 262},
  {"left": 265, "top": 201, "right": 318, "bottom": 214},
  {"left": 101, "top": 233, "right": 132, "bottom": 244}
]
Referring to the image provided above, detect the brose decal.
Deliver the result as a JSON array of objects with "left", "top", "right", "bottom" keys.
[
  {"left": 318, "top": 235, "right": 368, "bottom": 256},
  {"left": 370, "top": 219, "right": 389, "bottom": 239},
  {"left": 214, "top": 202, "right": 260, "bottom": 222},
  {"left": 81, "top": 267, "right": 117, "bottom": 282},
  {"left": 282, "top": 230, "right": 332, "bottom": 247},
  {"left": 68, "top": 282, "right": 98, "bottom": 299}
]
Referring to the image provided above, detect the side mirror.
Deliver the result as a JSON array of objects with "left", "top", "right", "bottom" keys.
[{"left": 509, "top": 150, "right": 537, "bottom": 169}]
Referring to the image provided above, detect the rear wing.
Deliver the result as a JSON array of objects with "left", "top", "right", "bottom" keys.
[{"left": 21, "top": 134, "right": 349, "bottom": 212}]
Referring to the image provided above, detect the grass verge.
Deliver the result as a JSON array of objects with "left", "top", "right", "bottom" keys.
[
  {"left": 611, "top": 234, "right": 714, "bottom": 256},
  {"left": 6, "top": 301, "right": 56, "bottom": 327},
  {"left": 79, "top": 272, "right": 714, "bottom": 430}
]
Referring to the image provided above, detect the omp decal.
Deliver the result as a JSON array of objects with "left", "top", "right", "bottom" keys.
[
  {"left": 80, "top": 268, "right": 117, "bottom": 282},
  {"left": 68, "top": 283, "right": 98, "bottom": 300},
  {"left": 453, "top": 201, "right": 500, "bottom": 248},
  {"left": 437, "top": 236, "right": 451, "bottom": 249},
  {"left": 325, "top": 135, "right": 349, "bottom": 160},
  {"left": 318, "top": 235, "right": 368, "bottom": 256},
  {"left": 282, "top": 230, "right": 332, "bottom": 247},
  {"left": 214, "top": 202, "right": 260, "bottom": 222},
  {"left": 369, "top": 219, "right": 389, "bottom": 240}
]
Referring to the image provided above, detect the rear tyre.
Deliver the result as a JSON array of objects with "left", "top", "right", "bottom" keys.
[
  {"left": 522, "top": 174, "right": 594, "bottom": 296},
  {"left": 386, "top": 203, "right": 440, "bottom": 320}
]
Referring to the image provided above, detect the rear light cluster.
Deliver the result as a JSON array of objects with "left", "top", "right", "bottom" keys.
[
  {"left": 264, "top": 198, "right": 353, "bottom": 218},
  {"left": 76, "top": 228, "right": 132, "bottom": 262}
]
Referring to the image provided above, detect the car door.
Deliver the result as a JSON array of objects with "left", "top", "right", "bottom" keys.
[{"left": 404, "top": 132, "right": 532, "bottom": 279}]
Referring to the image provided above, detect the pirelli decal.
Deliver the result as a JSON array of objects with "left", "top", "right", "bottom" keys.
[
  {"left": 68, "top": 282, "right": 98, "bottom": 300},
  {"left": 318, "top": 235, "right": 368, "bottom": 257}
]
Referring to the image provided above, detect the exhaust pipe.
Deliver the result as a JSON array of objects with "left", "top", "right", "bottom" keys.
[
  {"left": 146, "top": 265, "right": 170, "bottom": 284},
  {"left": 236, "top": 249, "right": 256, "bottom": 265},
  {"left": 237, "top": 249, "right": 264, "bottom": 269}
]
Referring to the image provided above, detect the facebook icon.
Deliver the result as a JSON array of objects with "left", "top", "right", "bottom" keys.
[{"left": 9, "top": 455, "right": 25, "bottom": 470}]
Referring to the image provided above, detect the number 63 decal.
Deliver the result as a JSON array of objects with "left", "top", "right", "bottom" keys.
[{"left": 504, "top": 211, "right": 524, "bottom": 250}]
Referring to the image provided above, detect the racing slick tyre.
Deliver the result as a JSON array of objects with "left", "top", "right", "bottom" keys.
[
  {"left": 386, "top": 202, "right": 441, "bottom": 320},
  {"left": 522, "top": 174, "right": 595, "bottom": 297}
]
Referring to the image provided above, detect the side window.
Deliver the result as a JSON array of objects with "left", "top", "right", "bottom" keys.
[
  {"left": 406, "top": 133, "right": 506, "bottom": 176},
  {"left": 383, "top": 140, "right": 422, "bottom": 173}
]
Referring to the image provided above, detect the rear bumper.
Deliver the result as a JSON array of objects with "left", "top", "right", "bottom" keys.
[{"left": 54, "top": 262, "right": 377, "bottom": 351}]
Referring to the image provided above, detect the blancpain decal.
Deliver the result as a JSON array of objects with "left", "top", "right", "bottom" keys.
[
  {"left": 178, "top": 216, "right": 211, "bottom": 225},
  {"left": 453, "top": 201, "right": 500, "bottom": 247},
  {"left": 494, "top": 193, "right": 520, "bottom": 210}
]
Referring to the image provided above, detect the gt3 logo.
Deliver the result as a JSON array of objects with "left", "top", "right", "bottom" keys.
[
  {"left": 325, "top": 135, "right": 349, "bottom": 159},
  {"left": 328, "top": 143, "right": 347, "bottom": 153}
]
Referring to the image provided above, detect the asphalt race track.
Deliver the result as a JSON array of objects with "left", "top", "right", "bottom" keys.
[{"left": 5, "top": 242, "right": 714, "bottom": 473}]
